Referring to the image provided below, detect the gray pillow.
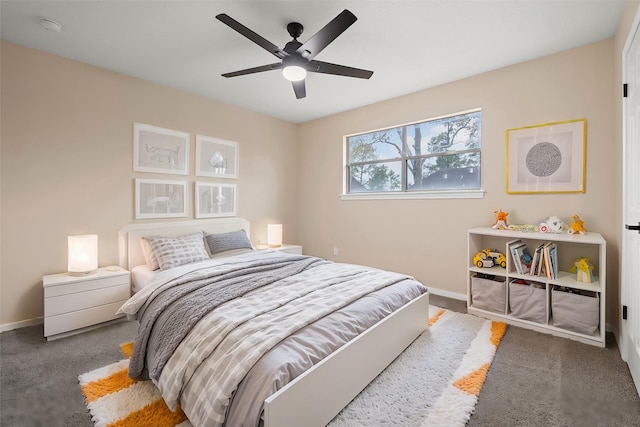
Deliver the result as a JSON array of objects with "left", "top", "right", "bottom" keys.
[
  {"left": 144, "top": 232, "right": 209, "bottom": 271},
  {"left": 205, "top": 229, "right": 253, "bottom": 255}
]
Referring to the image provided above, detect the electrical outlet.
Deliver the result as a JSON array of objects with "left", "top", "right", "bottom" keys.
[{"left": 333, "top": 247, "right": 339, "bottom": 256}]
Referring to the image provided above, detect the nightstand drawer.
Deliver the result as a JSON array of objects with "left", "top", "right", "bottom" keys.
[
  {"left": 278, "top": 245, "right": 302, "bottom": 255},
  {"left": 45, "top": 283, "right": 130, "bottom": 317},
  {"left": 44, "top": 300, "right": 127, "bottom": 337},
  {"left": 44, "top": 274, "right": 129, "bottom": 298}
]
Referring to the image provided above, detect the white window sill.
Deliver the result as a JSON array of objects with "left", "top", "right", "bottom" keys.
[{"left": 340, "top": 189, "right": 485, "bottom": 200}]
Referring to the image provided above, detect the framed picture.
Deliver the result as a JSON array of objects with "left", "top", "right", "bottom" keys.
[
  {"left": 195, "top": 135, "right": 238, "bottom": 179},
  {"left": 135, "top": 178, "right": 188, "bottom": 219},
  {"left": 506, "top": 119, "right": 586, "bottom": 194},
  {"left": 195, "top": 182, "right": 237, "bottom": 218},
  {"left": 133, "top": 123, "right": 189, "bottom": 175}
]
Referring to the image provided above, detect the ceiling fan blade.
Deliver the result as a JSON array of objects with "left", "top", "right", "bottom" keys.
[
  {"left": 216, "top": 14, "right": 287, "bottom": 59},
  {"left": 222, "top": 63, "right": 282, "bottom": 78},
  {"left": 296, "top": 9, "right": 357, "bottom": 60},
  {"left": 292, "top": 80, "right": 306, "bottom": 99},
  {"left": 309, "top": 60, "right": 373, "bottom": 79}
]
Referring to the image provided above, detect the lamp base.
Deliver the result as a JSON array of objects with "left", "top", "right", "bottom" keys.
[{"left": 68, "top": 269, "right": 97, "bottom": 277}]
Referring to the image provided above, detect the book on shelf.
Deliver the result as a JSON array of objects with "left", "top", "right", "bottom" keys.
[
  {"left": 529, "top": 243, "right": 545, "bottom": 277},
  {"left": 549, "top": 243, "right": 558, "bottom": 279},
  {"left": 508, "top": 240, "right": 532, "bottom": 275},
  {"left": 508, "top": 239, "right": 524, "bottom": 274},
  {"left": 542, "top": 242, "right": 558, "bottom": 280}
]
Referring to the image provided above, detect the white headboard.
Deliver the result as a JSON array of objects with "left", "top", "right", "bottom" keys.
[{"left": 118, "top": 218, "right": 251, "bottom": 270}]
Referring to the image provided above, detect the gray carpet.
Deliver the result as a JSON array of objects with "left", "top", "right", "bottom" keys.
[{"left": 1, "top": 295, "right": 639, "bottom": 427}]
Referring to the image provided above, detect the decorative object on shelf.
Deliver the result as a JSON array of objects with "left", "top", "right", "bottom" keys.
[
  {"left": 135, "top": 178, "right": 188, "bottom": 219},
  {"left": 507, "top": 224, "right": 539, "bottom": 232},
  {"left": 195, "top": 182, "right": 237, "bottom": 218},
  {"left": 267, "top": 224, "right": 283, "bottom": 247},
  {"left": 492, "top": 209, "right": 509, "bottom": 230},
  {"left": 506, "top": 118, "right": 586, "bottom": 194},
  {"left": 539, "top": 216, "right": 564, "bottom": 233},
  {"left": 195, "top": 134, "right": 239, "bottom": 179},
  {"left": 570, "top": 256, "right": 595, "bottom": 283},
  {"left": 568, "top": 214, "right": 587, "bottom": 235},
  {"left": 473, "top": 248, "right": 507, "bottom": 268},
  {"left": 133, "top": 123, "right": 189, "bottom": 175},
  {"left": 68, "top": 234, "right": 98, "bottom": 276}
]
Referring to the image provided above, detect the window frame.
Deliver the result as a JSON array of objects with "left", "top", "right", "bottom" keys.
[{"left": 342, "top": 108, "right": 484, "bottom": 200}]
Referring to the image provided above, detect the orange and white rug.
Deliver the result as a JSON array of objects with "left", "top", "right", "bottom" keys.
[
  {"left": 79, "top": 307, "right": 506, "bottom": 427},
  {"left": 328, "top": 306, "right": 507, "bottom": 426},
  {"left": 78, "top": 342, "right": 191, "bottom": 427}
]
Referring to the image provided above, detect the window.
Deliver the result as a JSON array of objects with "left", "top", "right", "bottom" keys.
[{"left": 344, "top": 109, "right": 482, "bottom": 199}]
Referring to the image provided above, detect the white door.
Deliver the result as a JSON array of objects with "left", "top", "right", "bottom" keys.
[{"left": 622, "top": 13, "right": 640, "bottom": 397}]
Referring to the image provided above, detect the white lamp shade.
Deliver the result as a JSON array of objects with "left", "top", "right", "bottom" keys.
[
  {"left": 267, "top": 224, "right": 283, "bottom": 247},
  {"left": 68, "top": 234, "right": 98, "bottom": 276}
]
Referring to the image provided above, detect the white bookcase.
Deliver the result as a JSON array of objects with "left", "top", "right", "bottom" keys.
[{"left": 467, "top": 227, "right": 606, "bottom": 347}]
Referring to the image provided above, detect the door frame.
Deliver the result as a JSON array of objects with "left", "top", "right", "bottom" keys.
[{"left": 620, "top": 3, "right": 640, "bottom": 365}]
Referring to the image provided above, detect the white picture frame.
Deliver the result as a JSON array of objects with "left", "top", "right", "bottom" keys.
[
  {"left": 195, "top": 135, "right": 238, "bottom": 179},
  {"left": 506, "top": 119, "right": 586, "bottom": 194},
  {"left": 135, "top": 178, "right": 188, "bottom": 219},
  {"left": 195, "top": 182, "right": 237, "bottom": 218},
  {"left": 133, "top": 123, "right": 190, "bottom": 175}
]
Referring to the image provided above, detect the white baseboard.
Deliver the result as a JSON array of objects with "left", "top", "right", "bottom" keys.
[
  {"left": 428, "top": 287, "right": 467, "bottom": 301},
  {"left": 0, "top": 316, "right": 43, "bottom": 333}
]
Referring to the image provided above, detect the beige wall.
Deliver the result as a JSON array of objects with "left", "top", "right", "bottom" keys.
[
  {"left": 0, "top": 41, "right": 299, "bottom": 326},
  {"left": 297, "top": 38, "right": 620, "bottom": 326},
  {"left": 1, "top": 7, "right": 635, "bottom": 329}
]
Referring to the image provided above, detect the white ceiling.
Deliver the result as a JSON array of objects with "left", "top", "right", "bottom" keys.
[{"left": 1, "top": 1, "right": 625, "bottom": 123}]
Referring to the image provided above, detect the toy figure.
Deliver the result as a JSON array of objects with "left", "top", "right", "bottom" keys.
[
  {"left": 569, "top": 256, "right": 595, "bottom": 283},
  {"left": 508, "top": 224, "right": 538, "bottom": 232},
  {"left": 539, "top": 216, "right": 564, "bottom": 233},
  {"left": 492, "top": 209, "right": 509, "bottom": 230},
  {"left": 568, "top": 214, "right": 587, "bottom": 235}
]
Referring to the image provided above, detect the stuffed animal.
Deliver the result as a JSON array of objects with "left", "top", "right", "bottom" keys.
[
  {"left": 568, "top": 214, "right": 587, "bottom": 235},
  {"left": 492, "top": 209, "right": 509, "bottom": 230},
  {"left": 539, "top": 216, "right": 564, "bottom": 233}
]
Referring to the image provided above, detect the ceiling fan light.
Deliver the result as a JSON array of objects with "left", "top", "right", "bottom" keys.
[{"left": 282, "top": 65, "right": 307, "bottom": 82}]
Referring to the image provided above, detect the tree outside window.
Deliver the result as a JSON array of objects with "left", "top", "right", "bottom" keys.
[{"left": 346, "top": 110, "right": 481, "bottom": 194}]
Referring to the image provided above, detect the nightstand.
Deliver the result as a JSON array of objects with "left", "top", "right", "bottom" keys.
[
  {"left": 276, "top": 244, "right": 303, "bottom": 255},
  {"left": 43, "top": 266, "right": 130, "bottom": 340},
  {"left": 255, "top": 244, "right": 303, "bottom": 255}
]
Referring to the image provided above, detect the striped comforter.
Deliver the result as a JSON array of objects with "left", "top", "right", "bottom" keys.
[{"left": 118, "top": 250, "right": 416, "bottom": 427}]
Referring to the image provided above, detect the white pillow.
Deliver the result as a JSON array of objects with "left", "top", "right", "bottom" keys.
[
  {"left": 140, "top": 238, "right": 160, "bottom": 270},
  {"left": 143, "top": 232, "right": 209, "bottom": 271}
]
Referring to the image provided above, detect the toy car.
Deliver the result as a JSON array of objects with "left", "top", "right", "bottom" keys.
[
  {"left": 473, "top": 251, "right": 493, "bottom": 268},
  {"left": 473, "top": 249, "right": 507, "bottom": 268}
]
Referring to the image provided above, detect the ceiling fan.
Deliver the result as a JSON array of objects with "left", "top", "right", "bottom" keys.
[{"left": 215, "top": 9, "right": 373, "bottom": 99}]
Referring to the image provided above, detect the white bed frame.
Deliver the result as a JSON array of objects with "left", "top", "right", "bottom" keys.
[{"left": 118, "top": 218, "right": 430, "bottom": 427}]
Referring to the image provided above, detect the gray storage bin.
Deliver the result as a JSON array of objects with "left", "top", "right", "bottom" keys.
[
  {"left": 509, "top": 280, "right": 546, "bottom": 324},
  {"left": 551, "top": 288, "right": 599, "bottom": 335},
  {"left": 471, "top": 275, "right": 506, "bottom": 313}
]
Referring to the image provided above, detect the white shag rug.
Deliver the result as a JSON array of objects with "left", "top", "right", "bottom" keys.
[
  {"left": 328, "top": 305, "right": 506, "bottom": 426},
  {"left": 79, "top": 306, "right": 505, "bottom": 427}
]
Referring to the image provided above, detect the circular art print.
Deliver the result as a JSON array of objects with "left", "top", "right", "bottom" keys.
[
  {"left": 506, "top": 119, "right": 586, "bottom": 194},
  {"left": 525, "top": 142, "right": 562, "bottom": 177}
]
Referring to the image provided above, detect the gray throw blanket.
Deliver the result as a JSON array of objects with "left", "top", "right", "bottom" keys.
[{"left": 129, "top": 255, "right": 325, "bottom": 381}]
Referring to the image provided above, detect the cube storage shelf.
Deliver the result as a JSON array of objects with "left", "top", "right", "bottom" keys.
[{"left": 467, "top": 227, "right": 606, "bottom": 347}]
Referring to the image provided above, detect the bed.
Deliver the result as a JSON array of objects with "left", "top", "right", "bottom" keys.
[{"left": 117, "top": 218, "right": 430, "bottom": 427}]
